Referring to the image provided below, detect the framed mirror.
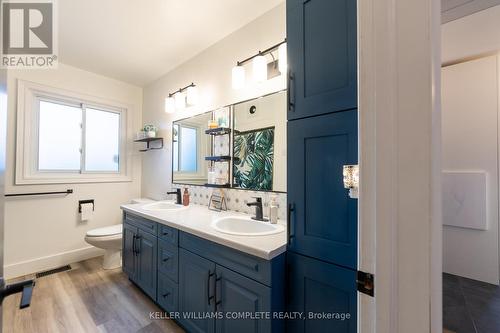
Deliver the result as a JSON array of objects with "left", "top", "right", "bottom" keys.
[
  {"left": 232, "top": 90, "right": 286, "bottom": 192},
  {"left": 172, "top": 111, "right": 212, "bottom": 185}
]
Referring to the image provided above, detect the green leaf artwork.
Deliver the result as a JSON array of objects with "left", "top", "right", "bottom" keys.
[{"left": 233, "top": 127, "right": 274, "bottom": 191}]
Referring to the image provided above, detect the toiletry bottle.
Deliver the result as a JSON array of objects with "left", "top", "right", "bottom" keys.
[
  {"left": 183, "top": 188, "right": 190, "bottom": 206},
  {"left": 269, "top": 195, "right": 278, "bottom": 224}
]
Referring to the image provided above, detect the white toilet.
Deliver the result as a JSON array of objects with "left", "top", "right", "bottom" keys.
[
  {"left": 85, "top": 198, "right": 153, "bottom": 269},
  {"left": 85, "top": 224, "right": 123, "bottom": 269}
]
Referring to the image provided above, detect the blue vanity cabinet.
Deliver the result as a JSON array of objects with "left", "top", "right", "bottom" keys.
[
  {"left": 215, "top": 265, "right": 272, "bottom": 333},
  {"left": 179, "top": 232, "right": 285, "bottom": 333},
  {"left": 135, "top": 229, "right": 158, "bottom": 300},
  {"left": 287, "top": 110, "right": 358, "bottom": 268},
  {"left": 122, "top": 222, "right": 137, "bottom": 280},
  {"left": 286, "top": 0, "right": 357, "bottom": 120},
  {"left": 157, "top": 271, "right": 179, "bottom": 313},
  {"left": 122, "top": 213, "right": 285, "bottom": 333},
  {"left": 287, "top": 252, "right": 357, "bottom": 333},
  {"left": 122, "top": 213, "right": 158, "bottom": 301},
  {"left": 179, "top": 248, "right": 216, "bottom": 333}
]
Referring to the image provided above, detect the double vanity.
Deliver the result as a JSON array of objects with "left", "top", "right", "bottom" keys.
[{"left": 120, "top": 200, "right": 287, "bottom": 333}]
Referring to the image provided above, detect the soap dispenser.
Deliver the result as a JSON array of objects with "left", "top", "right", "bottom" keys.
[
  {"left": 269, "top": 195, "right": 278, "bottom": 224},
  {"left": 183, "top": 188, "right": 190, "bottom": 206}
]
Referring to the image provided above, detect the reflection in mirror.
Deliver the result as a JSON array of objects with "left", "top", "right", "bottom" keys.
[
  {"left": 172, "top": 111, "right": 212, "bottom": 185},
  {"left": 233, "top": 91, "right": 286, "bottom": 192}
]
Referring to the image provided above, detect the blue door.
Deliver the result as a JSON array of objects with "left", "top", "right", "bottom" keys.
[
  {"left": 287, "top": 0, "right": 357, "bottom": 120},
  {"left": 287, "top": 252, "right": 357, "bottom": 333},
  {"left": 215, "top": 265, "right": 272, "bottom": 333},
  {"left": 136, "top": 229, "right": 157, "bottom": 300},
  {"left": 122, "top": 222, "right": 137, "bottom": 281},
  {"left": 287, "top": 110, "right": 357, "bottom": 269},
  {"left": 179, "top": 249, "right": 216, "bottom": 333}
]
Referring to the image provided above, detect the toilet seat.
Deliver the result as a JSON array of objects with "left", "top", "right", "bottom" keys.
[{"left": 86, "top": 224, "right": 122, "bottom": 237}]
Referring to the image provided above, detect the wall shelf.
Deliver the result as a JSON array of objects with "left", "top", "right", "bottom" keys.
[
  {"left": 205, "top": 156, "right": 231, "bottom": 162},
  {"left": 204, "top": 183, "right": 231, "bottom": 188},
  {"left": 205, "top": 127, "right": 231, "bottom": 136},
  {"left": 135, "top": 137, "right": 164, "bottom": 152}
]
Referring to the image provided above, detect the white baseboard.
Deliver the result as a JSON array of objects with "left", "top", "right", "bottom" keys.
[{"left": 4, "top": 246, "right": 105, "bottom": 279}]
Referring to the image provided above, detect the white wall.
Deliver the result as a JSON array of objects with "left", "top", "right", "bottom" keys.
[
  {"left": 441, "top": 55, "right": 499, "bottom": 284},
  {"left": 442, "top": 4, "right": 500, "bottom": 64},
  {"left": 4, "top": 63, "right": 142, "bottom": 278},
  {"left": 141, "top": 3, "right": 286, "bottom": 199},
  {"left": 441, "top": 5, "right": 500, "bottom": 284}
]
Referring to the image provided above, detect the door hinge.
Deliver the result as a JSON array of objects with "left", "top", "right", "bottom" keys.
[{"left": 357, "top": 270, "right": 374, "bottom": 297}]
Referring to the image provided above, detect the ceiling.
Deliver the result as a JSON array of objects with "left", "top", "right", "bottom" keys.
[
  {"left": 442, "top": 0, "right": 500, "bottom": 23},
  {"left": 58, "top": 0, "right": 284, "bottom": 86}
]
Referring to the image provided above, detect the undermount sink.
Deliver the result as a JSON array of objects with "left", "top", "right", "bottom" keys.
[
  {"left": 141, "top": 201, "right": 186, "bottom": 211},
  {"left": 211, "top": 216, "right": 284, "bottom": 236}
]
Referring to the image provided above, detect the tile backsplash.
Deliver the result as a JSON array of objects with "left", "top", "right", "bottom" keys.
[{"left": 172, "top": 184, "right": 287, "bottom": 221}]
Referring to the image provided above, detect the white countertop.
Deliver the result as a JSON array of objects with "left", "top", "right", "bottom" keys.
[{"left": 120, "top": 201, "right": 287, "bottom": 260}]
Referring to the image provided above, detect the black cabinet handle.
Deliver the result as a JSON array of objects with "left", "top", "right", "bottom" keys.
[
  {"left": 215, "top": 275, "right": 222, "bottom": 311},
  {"left": 162, "top": 257, "right": 170, "bottom": 262},
  {"left": 162, "top": 292, "right": 170, "bottom": 298},
  {"left": 132, "top": 235, "right": 137, "bottom": 255},
  {"left": 135, "top": 235, "right": 141, "bottom": 256},
  {"left": 288, "top": 70, "right": 295, "bottom": 112},
  {"left": 287, "top": 203, "right": 295, "bottom": 245},
  {"left": 207, "top": 271, "right": 215, "bottom": 305}
]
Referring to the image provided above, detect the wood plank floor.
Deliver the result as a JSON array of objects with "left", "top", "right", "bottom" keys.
[{"left": 3, "top": 257, "right": 184, "bottom": 333}]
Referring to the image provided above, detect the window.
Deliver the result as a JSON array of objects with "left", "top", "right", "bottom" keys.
[
  {"left": 173, "top": 124, "right": 198, "bottom": 173},
  {"left": 16, "top": 80, "right": 131, "bottom": 184}
]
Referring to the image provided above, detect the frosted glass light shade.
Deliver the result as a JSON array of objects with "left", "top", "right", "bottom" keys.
[
  {"left": 253, "top": 55, "right": 267, "bottom": 82},
  {"left": 278, "top": 43, "right": 287, "bottom": 74},
  {"left": 232, "top": 65, "right": 245, "bottom": 90},
  {"left": 174, "top": 92, "right": 185, "bottom": 109},
  {"left": 165, "top": 96, "right": 175, "bottom": 113},
  {"left": 186, "top": 85, "right": 199, "bottom": 106}
]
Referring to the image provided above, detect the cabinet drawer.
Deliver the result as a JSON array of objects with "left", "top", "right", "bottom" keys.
[
  {"left": 180, "top": 232, "right": 283, "bottom": 287},
  {"left": 158, "top": 239, "right": 178, "bottom": 283},
  {"left": 157, "top": 272, "right": 178, "bottom": 312},
  {"left": 158, "top": 224, "right": 178, "bottom": 245},
  {"left": 124, "top": 212, "right": 157, "bottom": 235}
]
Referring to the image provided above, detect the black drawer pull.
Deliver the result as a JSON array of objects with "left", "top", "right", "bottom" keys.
[
  {"left": 162, "top": 257, "right": 170, "bottom": 262},
  {"left": 162, "top": 292, "right": 170, "bottom": 298}
]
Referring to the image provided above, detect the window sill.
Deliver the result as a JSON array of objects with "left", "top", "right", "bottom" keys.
[{"left": 15, "top": 174, "right": 133, "bottom": 185}]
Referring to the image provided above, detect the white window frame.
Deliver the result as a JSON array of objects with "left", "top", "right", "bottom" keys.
[
  {"left": 173, "top": 122, "right": 208, "bottom": 183},
  {"left": 16, "top": 80, "right": 133, "bottom": 184}
]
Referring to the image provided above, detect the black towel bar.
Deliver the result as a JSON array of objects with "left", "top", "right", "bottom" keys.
[{"left": 5, "top": 189, "right": 73, "bottom": 197}]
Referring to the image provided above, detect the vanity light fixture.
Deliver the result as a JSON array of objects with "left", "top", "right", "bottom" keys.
[
  {"left": 343, "top": 164, "right": 359, "bottom": 199},
  {"left": 165, "top": 83, "right": 197, "bottom": 112},
  {"left": 278, "top": 42, "right": 287, "bottom": 74},
  {"left": 164, "top": 96, "right": 175, "bottom": 113},
  {"left": 186, "top": 85, "right": 199, "bottom": 106},
  {"left": 253, "top": 53, "right": 267, "bottom": 83},
  {"left": 231, "top": 39, "right": 286, "bottom": 89},
  {"left": 174, "top": 91, "right": 185, "bottom": 109},
  {"left": 232, "top": 65, "right": 245, "bottom": 90}
]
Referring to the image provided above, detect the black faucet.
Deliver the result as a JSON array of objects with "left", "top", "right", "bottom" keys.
[
  {"left": 247, "top": 197, "right": 268, "bottom": 222},
  {"left": 167, "top": 189, "right": 182, "bottom": 205}
]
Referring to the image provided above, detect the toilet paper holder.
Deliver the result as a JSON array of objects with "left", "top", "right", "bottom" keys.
[{"left": 78, "top": 200, "right": 95, "bottom": 213}]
